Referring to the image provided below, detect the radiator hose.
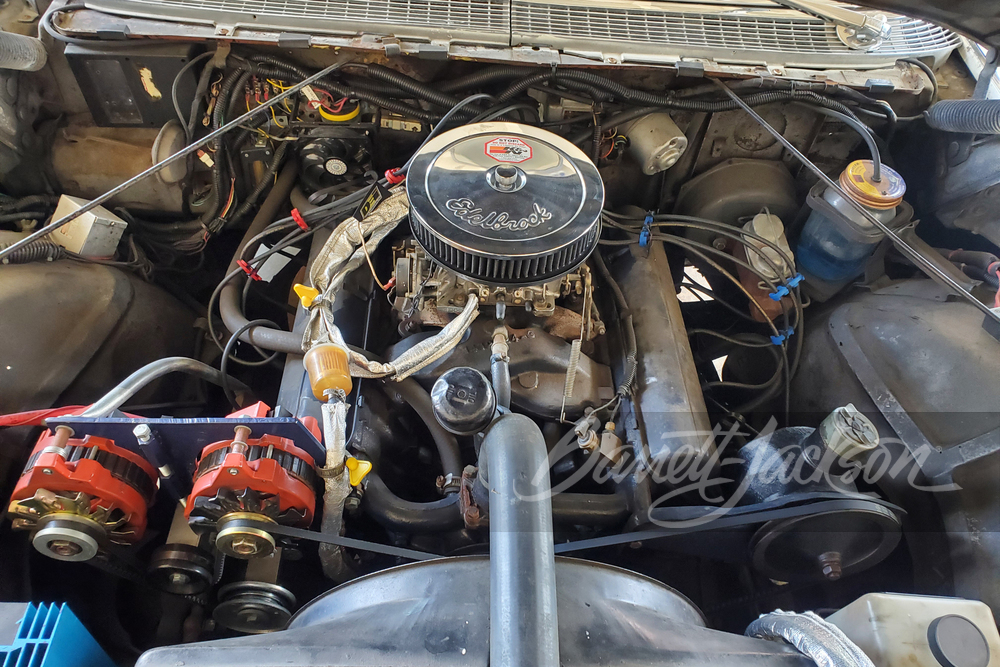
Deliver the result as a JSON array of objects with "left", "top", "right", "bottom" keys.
[
  {"left": 925, "top": 99, "right": 1000, "bottom": 134},
  {"left": 0, "top": 30, "right": 46, "bottom": 71}
]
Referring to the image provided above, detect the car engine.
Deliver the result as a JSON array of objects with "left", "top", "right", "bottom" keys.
[{"left": 1, "top": 2, "right": 1000, "bottom": 666}]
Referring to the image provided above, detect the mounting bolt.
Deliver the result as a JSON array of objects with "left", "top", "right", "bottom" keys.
[
  {"left": 48, "top": 540, "right": 82, "bottom": 558},
  {"left": 133, "top": 423, "right": 152, "bottom": 444},
  {"left": 169, "top": 572, "right": 191, "bottom": 585},
  {"left": 227, "top": 468, "right": 239, "bottom": 476},
  {"left": 229, "top": 537, "right": 260, "bottom": 557},
  {"left": 818, "top": 551, "right": 843, "bottom": 580}
]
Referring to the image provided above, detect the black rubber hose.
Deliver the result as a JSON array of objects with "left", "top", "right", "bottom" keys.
[
  {"left": 939, "top": 248, "right": 1000, "bottom": 271},
  {"left": 550, "top": 492, "right": 630, "bottom": 527},
  {"left": 957, "top": 263, "right": 1000, "bottom": 288},
  {"left": 470, "top": 469, "right": 629, "bottom": 528},
  {"left": 341, "top": 75, "right": 414, "bottom": 98},
  {"left": 363, "top": 474, "right": 463, "bottom": 532},
  {"left": 355, "top": 63, "right": 464, "bottom": 110},
  {"left": 438, "top": 65, "right": 533, "bottom": 92},
  {"left": 380, "top": 377, "right": 463, "bottom": 480},
  {"left": 497, "top": 71, "right": 557, "bottom": 103},
  {"left": 898, "top": 57, "right": 939, "bottom": 103},
  {"left": 938, "top": 248, "right": 1000, "bottom": 287},
  {"left": 290, "top": 186, "right": 318, "bottom": 213},
  {"left": 0, "top": 194, "right": 59, "bottom": 212},
  {"left": 926, "top": 99, "right": 1000, "bottom": 134},
  {"left": 0, "top": 211, "right": 47, "bottom": 223},
  {"left": 218, "top": 163, "right": 304, "bottom": 354},
  {"left": 804, "top": 105, "right": 882, "bottom": 181}
]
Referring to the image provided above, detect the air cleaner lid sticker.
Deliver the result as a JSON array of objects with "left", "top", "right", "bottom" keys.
[{"left": 485, "top": 136, "right": 532, "bottom": 163}]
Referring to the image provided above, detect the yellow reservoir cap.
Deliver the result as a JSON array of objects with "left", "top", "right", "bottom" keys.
[{"left": 304, "top": 343, "right": 352, "bottom": 400}]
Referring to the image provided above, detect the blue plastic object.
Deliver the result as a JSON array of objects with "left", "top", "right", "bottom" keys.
[
  {"left": 638, "top": 213, "right": 653, "bottom": 247},
  {"left": 770, "top": 327, "right": 794, "bottom": 346},
  {"left": 0, "top": 603, "right": 114, "bottom": 667}
]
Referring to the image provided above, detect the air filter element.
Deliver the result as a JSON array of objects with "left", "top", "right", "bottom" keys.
[{"left": 407, "top": 122, "right": 603, "bottom": 287}]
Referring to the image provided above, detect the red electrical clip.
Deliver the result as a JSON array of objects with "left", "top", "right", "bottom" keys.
[
  {"left": 237, "top": 259, "right": 262, "bottom": 281},
  {"left": 385, "top": 168, "right": 405, "bottom": 185},
  {"left": 291, "top": 208, "right": 309, "bottom": 231}
]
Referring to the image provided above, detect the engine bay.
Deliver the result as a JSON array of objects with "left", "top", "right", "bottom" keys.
[{"left": 2, "top": 7, "right": 1000, "bottom": 665}]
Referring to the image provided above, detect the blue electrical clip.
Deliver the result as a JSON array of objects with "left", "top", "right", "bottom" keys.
[
  {"left": 639, "top": 213, "right": 654, "bottom": 247},
  {"left": 768, "top": 285, "right": 790, "bottom": 301},
  {"left": 788, "top": 273, "right": 804, "bottom": 288},
  {"left": 770, "top": 326, "right": 795, "bottom": 345}
]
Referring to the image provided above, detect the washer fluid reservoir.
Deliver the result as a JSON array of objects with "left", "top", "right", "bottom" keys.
[{"left": 797, "top": 160, "right": 906, "bottom": 282}]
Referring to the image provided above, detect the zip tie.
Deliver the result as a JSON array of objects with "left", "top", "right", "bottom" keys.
[
  {"left": 787, "top": 273, "right": 804, "bottom": 288},
  {"left": 237, "top": 259, "right": 262, "bottom": 281},
  {"left": 639, "top": 212, "right": 654, "bottom": 248},
  {"left": 768, "top": 285, "right": 790, "bottom": 301},
  {"left": 770, "top": 326, "right": 794, "bottom": 346},
  {"left": 385, "top": 168, "right": 405, "bottom": 185},
  {"left": 291, "top": 208, "right": 309, "bottom": 231}
]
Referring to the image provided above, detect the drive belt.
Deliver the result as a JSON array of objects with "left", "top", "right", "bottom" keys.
[
  {"left": 553, "top": 497, "right": 900, "bottom": 554},
  {"left": 244, "top": 496, "right": 899, "bottom": 561},
  {"left": 246, "top": 521, "right": 441, "bottom": 561}
]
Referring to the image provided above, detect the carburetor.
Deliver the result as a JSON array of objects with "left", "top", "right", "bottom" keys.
[{"left": 392, "top": 241, "right": 601, "bottom": 326}]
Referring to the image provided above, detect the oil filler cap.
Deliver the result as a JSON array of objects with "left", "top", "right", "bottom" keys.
[
  {"left": 407, "top": 122, "right": 604, "bottom": 287},
  {"left": 928, "top": 615, "right": 990, "bottom": 667},
  {"left": 430, "top": 367, "right": 497, "bottom": 436}
]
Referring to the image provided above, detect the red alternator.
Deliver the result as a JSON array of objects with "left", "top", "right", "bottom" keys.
[
  {"left": 185, "top": 405, "right": 319, "bottom": 559},
  {"left": 8, "top": 428, "right": 159, "bottom": 561}
]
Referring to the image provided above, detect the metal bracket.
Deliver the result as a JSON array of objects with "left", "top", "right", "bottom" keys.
[{"left": 44, "top": 416, "right": 326, "bottom": 479}]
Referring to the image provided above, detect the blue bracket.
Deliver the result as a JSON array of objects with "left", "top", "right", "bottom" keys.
[{"left": 0, "top": 602, "right": 114, "bottom": 667}]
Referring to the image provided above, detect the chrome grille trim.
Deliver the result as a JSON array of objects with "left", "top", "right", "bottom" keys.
[
  {"left": 511, "top": 1, "right": 960, "bottom": 68},
  {"left": 83, "top": 0, "right": 958, "bottom": 69},
  {"left": 86, "top": 0, "right": 511, "bottom": 45}
]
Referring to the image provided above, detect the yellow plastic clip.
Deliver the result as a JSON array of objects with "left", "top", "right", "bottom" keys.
[
  {"left": 293, "top": 283, "right": 320, "bottom": 309},
  {"left": 345, "top": 457, "right": 373, "bottom": 487}
]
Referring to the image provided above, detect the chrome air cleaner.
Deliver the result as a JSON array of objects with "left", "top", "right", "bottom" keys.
[{"left": 406, "top": 122, "right": 604, "bottom": 287}]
